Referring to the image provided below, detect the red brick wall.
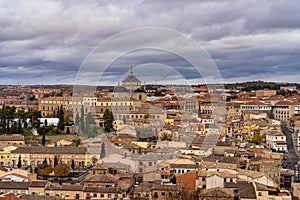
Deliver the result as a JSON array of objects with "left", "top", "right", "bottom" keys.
[{"left": 177, "top": 172, "right": 197, "bottom": 200}]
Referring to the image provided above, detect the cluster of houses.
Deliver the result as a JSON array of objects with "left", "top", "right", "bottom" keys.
[{"left": 1, "top": 71, "right": 300, "bottom": 199}]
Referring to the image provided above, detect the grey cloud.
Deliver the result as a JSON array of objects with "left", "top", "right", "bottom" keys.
[{"left": 0, "top": 0, "right": 299, "bottom": 84}]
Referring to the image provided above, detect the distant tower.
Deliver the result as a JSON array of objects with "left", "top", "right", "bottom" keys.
[{"left": 122, "top": 66, "right": 141, "bottom": 91}]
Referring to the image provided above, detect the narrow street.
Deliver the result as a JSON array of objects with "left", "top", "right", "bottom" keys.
[{"left": 281, "top": 122, "right": 299, "bottom": 182}]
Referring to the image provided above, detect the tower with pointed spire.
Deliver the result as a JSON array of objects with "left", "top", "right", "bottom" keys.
[{"left": 122, "top": 66, "right": 141, "bottom": 91}]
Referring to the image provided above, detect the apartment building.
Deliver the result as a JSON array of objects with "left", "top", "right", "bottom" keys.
[{"left": 11, "top": 146, "right": 87, "bottom": 168}]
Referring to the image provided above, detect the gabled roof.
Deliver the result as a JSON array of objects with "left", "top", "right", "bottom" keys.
[
  {"left": 113, "top": 86, "right": 129, "bottom": 93},
  {"left": 84, "top": 174, "right": 117, "bottom": 183},
  {"left": 199, "top": 187, "right": 234, "bottom": 197},
  {"left": 0, "top": 182, "right": 29, "bottom": 189},
  {"left": 237, "top": 181, "right": 256, "bottom": 199},
  {"left": 0, "top": 134, "right": 24, "bottom": 141},
  {"left": 242, "top": 101, "right": 268, "bottom": 106},
  {"left": 29, "top": 181, "right": 48, "bottom": 188},
  {"left": 83, "top": 187, "right": 122, "bottom": 193},
  {"left": 102, "top": 162, "right": 131, "bottom": 171},
  {"left": 274, "top": 100, "right": 296, "bottom": 106},
  {"left": 46, "top": 184, "right": 84, "bottom": 191},
  {"left": 152, "top": 184, "right": 181, "bottom": 191}
]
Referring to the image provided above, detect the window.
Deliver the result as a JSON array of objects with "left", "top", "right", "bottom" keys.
[
  {"left": 93, "top": 194, "right": 97, "bottom": 198},
  {"left": 149, "top": 162, "right": 152, "bottom": 166},
  {"left": 154, "top": 192, "right": 158, "bottom": 198},
  {"left": 258, "top": 192, "right": 262, "bottom": 196},
  {"left": 161, "top": 192, "right": 165, "bottom": 196},
  {"left": 202, "top": 177, "right": 206, "bottom": 181},
  {"left": 100, "top": 194, "right": 104, "bottom": 197}
]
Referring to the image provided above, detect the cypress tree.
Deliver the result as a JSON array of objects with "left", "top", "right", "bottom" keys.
[
  {"left": 57, "top": 105, "right": 65, "bottom": 131},
  {"left": 80, "top": 105, "right": 85, "bottom": 132},
  {"left": 100, "top": 142, "right": 105, "bottom": 159},
  {"left": 54, "top": 156, "right": 59, "bottom": 167},
  {"left": 71, "top": 159, "right": 75, "bottom": 170},
  {"left": 17, "top": 155, "right": 22, "bottom": 168},
  {"left": 42, "top": 134, "right": 46, "bottom": 146},
  {"left": 103, "top": 109, "right": 114, "bottom": 133}
]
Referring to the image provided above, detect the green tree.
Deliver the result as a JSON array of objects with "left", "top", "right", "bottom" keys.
[
  {"left": 10, "top": 121, "right": 19, "bottom": 134},
  {"left": 103, "top": 109, "right": 114, "bottom": 133},
  {"left": 144, "top": 113, "right": 150, "bottom": 119},
  {"left": 250, "top": 134, "right": 263, "bottom": 145},
  {"left": 85, "top": 112, "right": 94, "bottom": 125},
  {"left": 80, "top": 105, "right": 85, "bottom": 132},
  {"left": 57, "top": 105, "right": 65, "bottom": 131},
  {"left": 170, "top": 174, "right": 176, "bottom": 184},
  {"left": 75, "top": 113, "right": 80, "bottom": 126},
  {"left": 42, "top": 133, "right": 46, "bottom": 146},
  {"left": 73, "top": 139, "right": 81, "bottom": 147},
  {"left": 37, "top": 163, "right": 53, "bottom": 176},
  {"left": 92, "top": 157, "right": 98, "bottom": 166},
  {"left": 17, "top": 155, "right": 22, "bottom": 168},
  {"left": 66, "top": 127, "right": 70, "bottom": 134},
  {"left": 53, "top": 162, "right": 70, "bottom": 177},
  {"left": 26, "top": 110, "right": 41, "bottom": 128},
  {"left": 44, "top": 119, "right": 48, "bottom": 127},
  {"left": 100, "top": 142, "right": 105, "bottom": 159},
  {"left": 18, "top": 118, "right": 23, "bottom": 135},
  {"left": 71, "top": 159, "right": 75, "bottom": 170},
  {"left": 0, "top": 106, "right": 16, "bottom": 134},
  {"left": 54, "top": 156, "right": 59, "bottom": 167}
]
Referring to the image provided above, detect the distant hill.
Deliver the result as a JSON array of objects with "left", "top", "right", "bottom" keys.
[{"left": 224, "top": 81, "right": 300, "bottom": 91}]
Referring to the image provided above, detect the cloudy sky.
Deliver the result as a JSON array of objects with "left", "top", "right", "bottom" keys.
[{"left": 1, "top": 0, "right": 300, "bottom": 85}]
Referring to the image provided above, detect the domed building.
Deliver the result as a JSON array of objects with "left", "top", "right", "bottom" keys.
[
  {"left": 109, "top": 66, "right": 147, "bottom": 102},
  {"left": 122, "top": 66, "right": 141, "bottom": 92}
]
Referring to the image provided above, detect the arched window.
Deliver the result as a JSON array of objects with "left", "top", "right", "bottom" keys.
[{"left": 258, "top": 192, "right": 262, "bottom": 196}]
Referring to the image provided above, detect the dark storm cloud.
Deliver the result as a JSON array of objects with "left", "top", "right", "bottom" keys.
[{"left": 0, "top": 0, "right": 299, "bottom": 84}]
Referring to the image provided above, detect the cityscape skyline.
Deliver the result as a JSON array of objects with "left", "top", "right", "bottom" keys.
[{"left": 1, "top": 1, "right": 300, "bottom": 199}]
